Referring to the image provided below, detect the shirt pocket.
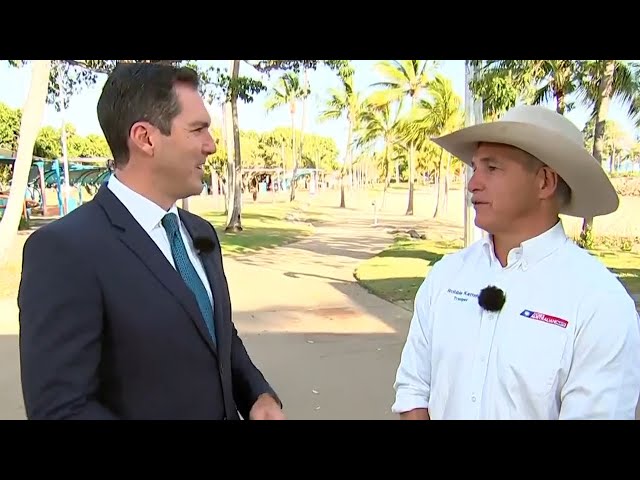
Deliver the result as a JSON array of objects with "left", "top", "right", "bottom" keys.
[
  {"left": 431, "top": 294, "right": 482, "bottom": 367},
  {"left": 496, "top": 311, "right": 570, "bottom": 398}
]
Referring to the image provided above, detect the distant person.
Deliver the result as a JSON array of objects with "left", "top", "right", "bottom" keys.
[
  {"left": 18, "top": 62, "right": 285, "bottom": 420},
  {"left": 392, "top": 105, "right": 640, "bottom": 420}
]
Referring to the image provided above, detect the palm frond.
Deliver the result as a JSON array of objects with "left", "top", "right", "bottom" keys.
[{"left": 531, "top": 83, "right": 554, "bottom": 106}]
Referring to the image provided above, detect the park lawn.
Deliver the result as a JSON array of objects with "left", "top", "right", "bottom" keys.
[
  {"left": 192, "top": 203, "right": 316, "bottom": 255},
  {"left": 354, "top": 237, "right": 462, "bottom": 303},
  {"left": 588, "top": 247, "right": 640, "bottom": 302},
  {"left": 354, "top": 237, "right": 640, "bottom": 309}
]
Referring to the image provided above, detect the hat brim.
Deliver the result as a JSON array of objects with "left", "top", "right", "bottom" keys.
[{"left": 431, "top": 121, "right": 619, "bottom": 218}]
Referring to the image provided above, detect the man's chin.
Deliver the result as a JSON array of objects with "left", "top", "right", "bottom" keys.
[
  {"left": 474, "top": 216, "right": 491, "bottom": 233},
  {"left": 175, "top": 184, "right": 203, "bottom": 203},
  {"left": 189, "top": 178, "right": 205, "bottom": 193}
]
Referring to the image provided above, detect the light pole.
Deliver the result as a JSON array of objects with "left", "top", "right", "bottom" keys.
[
  {"left": 463, "top": 60, "right": 485, "bottom": 247},
  {"left": 58, "top": 62, "right": 71, "bottom": 215}
]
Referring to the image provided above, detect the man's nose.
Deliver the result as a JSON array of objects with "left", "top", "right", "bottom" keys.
[
  {"left": 467, "top": 169, "right": 481, "bottom": 193},
  {"left": 204, "top": 135, "right": 217, "bottom": 155}
]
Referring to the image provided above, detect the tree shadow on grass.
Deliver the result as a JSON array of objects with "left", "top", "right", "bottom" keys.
[{"left": 375, "top": 239, "right": 461, "bottom": 264}]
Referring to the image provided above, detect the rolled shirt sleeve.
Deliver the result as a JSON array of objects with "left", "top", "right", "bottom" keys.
[{"left": 392, "top": 259, "right": 447, "bottom": 414}]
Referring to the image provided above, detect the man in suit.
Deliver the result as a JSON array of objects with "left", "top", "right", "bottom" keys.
[{"left": 18, "top": 62, "right": 285, "bottom": 420}]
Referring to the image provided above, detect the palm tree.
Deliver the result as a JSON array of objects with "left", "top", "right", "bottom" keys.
[
  {"left": 402, "top": 74, "right": 463, "bottom": 217},
  {"left": 354, "top": 99, "right": 404, "bottom": 208},
  {"left": 469, "top": 62, "right": 534, "bottom": 121},
  {"left": 265, "top": 72, "right": 308, "bottom": 201},
  {"left": 577, "top": 60, "right": 640, "bottom": 244},
  {"left": 368, "top": 60, "right": 435, "bottom": 214},
  {"left": 482, "top": 60, "right": 584, "bottom": 114},
  {"left": 318, "top": 70, "right": 361, "bottom": 208}
]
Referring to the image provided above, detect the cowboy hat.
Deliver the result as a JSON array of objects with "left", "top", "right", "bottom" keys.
[{"left": 430, "top": 105, "right": 619, "bottom": 218}]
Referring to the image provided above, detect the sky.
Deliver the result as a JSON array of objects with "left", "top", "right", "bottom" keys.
[{"left": 0, "top": 60, "right": 637, "bottom": 159}]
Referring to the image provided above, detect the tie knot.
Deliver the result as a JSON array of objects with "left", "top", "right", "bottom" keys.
[{"left": 161, "top": 213, "right": 180, "bottom": 237}]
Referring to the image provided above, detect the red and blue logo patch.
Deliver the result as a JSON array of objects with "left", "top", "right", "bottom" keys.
[{"left": 520, "top": 309, "right": 568, "bottom": 328}]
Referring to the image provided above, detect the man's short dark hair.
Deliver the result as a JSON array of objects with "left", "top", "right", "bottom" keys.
[{"left": 97, "top": 62, "right": 199, "bottom": 167}]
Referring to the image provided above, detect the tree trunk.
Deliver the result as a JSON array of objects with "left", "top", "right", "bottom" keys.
[
  {"left": 581, "top": 60, "right": 615, "bottom": 246},
  {"left": 609, "top": 148, "right": 615, "bottom": 173},
  {"left": 556, "top": 91, "right": 566, "bottom": 115},
  {"left": 381, "top": 142, "right": 390, "bottom": 209},
  {"left": 289, "top": 101, "right": 298, "bottom": 202},
  {"left": 225, "top": 60, "right": 242, "bottom": 232},
  {"left": 433, "top": 148, "right": 444, "bottom": 218},
  {"left": 444, "top": 152, "right": 451, "bottom": 214},
  {"left": 406, "top": 144, "right": 415, "bottom": 215},
  {"left": 406, "top": 93, "right": 419, "bottom": 216},
  {"left": 297, "top": 67, "right": 308, "bottom": 195},
  {"left": 223, "top": 102, "right": 234, "bottom": 216},
  {"left": 340, "top": 120, "right": 353, "bottom": 208},
  {"left": 218, "top": 103, "right": 228, "bottom": 214},
  {"left": 57, "top": 63, "right": 71, "bottom": 215},
  {"left": 0, "top": 60, "right": 51, "bottom": 267}
]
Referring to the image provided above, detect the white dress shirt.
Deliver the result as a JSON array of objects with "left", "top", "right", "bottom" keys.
[
  {"left": 392, "top": 220, "right": 640, "bottom": 420},
  {"left": 107, "top": 174, "right": 213, "bottom": 307}
]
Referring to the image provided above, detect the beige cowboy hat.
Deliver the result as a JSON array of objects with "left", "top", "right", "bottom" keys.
[{"left": 430, "top": 104, "right": 619, "bottom": 218}]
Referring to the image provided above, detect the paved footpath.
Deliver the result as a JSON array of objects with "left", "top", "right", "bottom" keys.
[{"left": 223, "top": 212, "right": 416, "bottom": 420}]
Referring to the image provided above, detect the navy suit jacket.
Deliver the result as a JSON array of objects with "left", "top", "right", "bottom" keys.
[{"left": 18, "top": 184, "right": 279, "bottom": 419}]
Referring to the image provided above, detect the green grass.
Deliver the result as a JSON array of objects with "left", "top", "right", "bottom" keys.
[
  {"left": 199, "top": 204, "right": 315, "bottom": 255},
  {"left": 588, "top": 247, "right": 640, "bottom": 300},
  {"left": 354, "top": 237, "right": 462, "bottom": 303},
  {"left": 368, "top": 181, "right": 465, "bottom": 194},
  {"left": 355, "top": 236, "right": 640, "bottom": 308}
]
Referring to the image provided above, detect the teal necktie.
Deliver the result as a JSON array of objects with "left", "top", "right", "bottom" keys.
[{"left": 161, "top": 213, "right": 216, "bottom": 343}]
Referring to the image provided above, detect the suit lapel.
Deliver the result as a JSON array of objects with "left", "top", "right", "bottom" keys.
[
  {"left": 94, "top": 184, "right": 218, "bottom": 356},
  {"left": 178, "top": 210, "right": 230, "bottom": 358}
]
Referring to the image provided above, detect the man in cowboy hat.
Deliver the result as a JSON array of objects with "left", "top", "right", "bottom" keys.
[{"left": 392, "top": 104, "right": 640, "bottom": 420}]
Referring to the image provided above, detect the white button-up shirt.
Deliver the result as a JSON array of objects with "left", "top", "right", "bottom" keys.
[
  {"left": 107, "top": 174, "right": 213, "bottom": 307},
  {"left": 392, "top": 221, "right": 640, "bottom": 419}
]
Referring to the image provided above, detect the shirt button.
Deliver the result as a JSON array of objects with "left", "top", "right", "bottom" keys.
[{"left": 471, "top": 395, "right": 477, "bottom": 402}]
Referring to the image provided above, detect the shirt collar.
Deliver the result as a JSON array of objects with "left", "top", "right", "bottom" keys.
[
  {"left": 107, "top": 174, "right": 179, "bottom": 234},
  {"left": 481, "top": 220, "right": 568, "bottom": 269}
]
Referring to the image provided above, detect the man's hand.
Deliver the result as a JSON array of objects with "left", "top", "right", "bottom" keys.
[
  {"left": 249, "top": 393, "right": 286, "bottom": 420},
  {"left": 400, "top": 408, "right": 430, "bottom": 420}
]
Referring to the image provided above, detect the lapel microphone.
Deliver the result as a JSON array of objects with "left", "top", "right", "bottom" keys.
[
  {"left": 478, "top": 285, "right": 506, "bottom": 312},
  {"left": 193, "top": 236, "right": 215, "bottom": 254}
]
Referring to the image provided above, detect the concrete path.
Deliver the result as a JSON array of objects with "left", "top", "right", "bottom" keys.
[
  {"left": 223, "top": 212, "right": 415, "bottom": 419},
  {"left": 0, "top": 322, "right": 22, "bottom": 420}
]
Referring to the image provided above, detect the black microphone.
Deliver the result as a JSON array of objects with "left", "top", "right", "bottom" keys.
[
  {"left": 478, "top": 285, "right": 506, "bottom": 312},
  {"left": 193, "top": 236, "right": 215, "bottom": 254}
]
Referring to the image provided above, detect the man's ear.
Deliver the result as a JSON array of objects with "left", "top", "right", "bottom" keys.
[
  {"left": 129, "top": 121, "right": 156, "bottom": 157},
  {"left": 537, "top": 166, "right": 559, "bottom": 201}
]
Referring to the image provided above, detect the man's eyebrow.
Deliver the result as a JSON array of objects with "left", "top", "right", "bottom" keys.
[
  {"left": 472, "top": 156, "right": 491, "bottom": 167},
  {"left": 188, "top": 120, "right": 210, "bottom": 128}
]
